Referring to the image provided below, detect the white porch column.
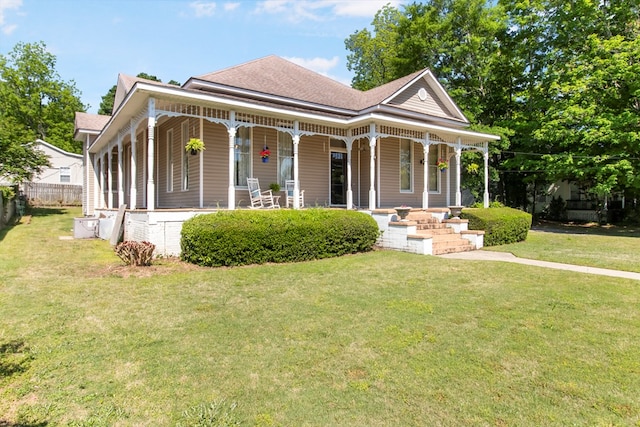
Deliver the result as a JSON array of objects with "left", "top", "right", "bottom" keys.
[
  {"left": 292, "top": 125, "right": 301, "bottom": 209},
  {"left": 94, "top": 154, "right": 102, "bottom": 210},
  {"left": 368, "top": 124, "right": 377, "bottom": 210},
  {"left": 455, "top": 140, "right": 462, "bottom": 206},
  {"left": 422, "top": 141, "right": 430, "bottom": 209},
  {"left": 346, "top": 138, "right": 353, "bottom": 210},
  {"left": 130, "top": 121, "right": 137, "bottom": 209},
  {"left": 146, "top": 98, "right": 156, "bottom": 211},
  {"left": 483, "top": 143, "right": 489, "bottom": 208},
  {"left": 117, "top": 134, "right": 124, "bottom": 207},
  {"left": 84, "top": 135, "right": 91, "bottom": 216},
  {"left": 107, "top": 148, "right": 113, "bottom": 209},
  {"left": 199, "top": 117, "right": 204, "bottom": 208},
  {"left": 227, "top": 112, "right": 237, "bottom": 210}
]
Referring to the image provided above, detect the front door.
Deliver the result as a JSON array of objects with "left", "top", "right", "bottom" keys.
[{"left": 330, "top": 151, "right": 346, "bottom": 205}]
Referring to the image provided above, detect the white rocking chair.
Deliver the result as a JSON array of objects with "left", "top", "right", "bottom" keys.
[
  {"left": 285, "top": 180, "right": 304, "bottom": 208},
  {"left": 247, "top": 178, "right": 280, "bottom": 209}
]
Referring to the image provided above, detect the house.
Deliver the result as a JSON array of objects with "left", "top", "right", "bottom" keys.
[
  {"left": 74, "top": 56, "right": 500, "bottom": 255},
  {"left": 20, "top": 139, "right": 84, "bottom": 206}
]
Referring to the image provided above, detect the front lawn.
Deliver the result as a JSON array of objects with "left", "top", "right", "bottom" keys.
[
  {"left": 1, "top": 208, "right": 639, "bottom": 425},
  {"left": 487, "top": 223, "right": 640, "bottom": 272}
]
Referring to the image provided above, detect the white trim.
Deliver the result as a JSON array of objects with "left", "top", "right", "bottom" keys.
[{"left": 90, "top": 83, "right": 499, "bottom": 153}]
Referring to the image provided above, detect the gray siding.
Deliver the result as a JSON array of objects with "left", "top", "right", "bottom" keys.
[{"left": 388, "top": 81, "right": 454, "bottom": 120}]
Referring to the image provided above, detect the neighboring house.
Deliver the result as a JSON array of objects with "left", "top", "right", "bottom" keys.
[
  {"left": 74, "top": 55, "right": 500, "bottom": 254},
  {"left": 535, "top": 181, "right": 625, "bottom": 222},
  {"left": 32, "top": 139, "right": 83, "bottom": 185},
  {"left": 20, "top": 139, "right": 84, "bottom": 206}
]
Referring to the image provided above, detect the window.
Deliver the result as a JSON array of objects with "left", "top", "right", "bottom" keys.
[
  {"left": 166, "top": 129, "right": 174, "bottom": 192},
  {"left": 234, "top": 127, "right": 251, "bottom": 187},
  {"left": 60, "top": 166, "right": 70, "bottom": 183},
  {"left": 400, "top": 139, "right": 412, "bottom": 192},
  {"left": 428, "top": 145, "right": 441, "bottom": 192},
  {"left": 278, "top": 131, "right": 293, "bottom": 185},
  {"left": 181, "top": 121, "right": 189, "bottom": 190}
]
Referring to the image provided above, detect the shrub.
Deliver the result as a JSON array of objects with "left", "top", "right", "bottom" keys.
[
  {"left": 461, "top": 207, "right": 532, "bottom": 246},
  {"left": 180, "top": 209, "right": 380, "bottom": 267},
  {"left": 115, "top": 241, "right": 155, "bottom": 266}
]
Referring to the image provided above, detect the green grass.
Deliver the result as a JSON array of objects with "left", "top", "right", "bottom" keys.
[
  {"left": 486, "top": 223, "right": 640, "bottom": 273},
  {"left": 1, "top": 208, "right": 639, "bottom": 426}
]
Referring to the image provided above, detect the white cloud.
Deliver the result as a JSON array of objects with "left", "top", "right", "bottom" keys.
[
  {"left": 190, "top": 1, "right": 217, "bottom": 17},
  {"left": 254, "top": 0, "right": 404, "bottom": 22},
  {"left": 329, "top": 0, "right": 404, "bottom": 17},
  {"left": 2, "top": 22, "right": 16, "bottom": 34},
  {"left": 223, "top": 2, "right": 240, "bottom": 11},
  {"left": 284, "top": 55, "right": 350, "bottom": 85},
  {"left": 0, "top": 0, "right": 22, "bottom": 32}
]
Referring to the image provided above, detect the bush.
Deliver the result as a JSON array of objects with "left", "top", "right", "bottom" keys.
[
  {"left": 461, "top": 207, "right": 532, "bottom": 246},
  {"left": 180, "top": 209, "right": 380, "bottom": 267},
  {"left": 115, "top": 241, "right": 155, "bottom": 266}
]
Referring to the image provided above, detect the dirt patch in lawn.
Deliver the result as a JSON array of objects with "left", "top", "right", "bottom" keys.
[{"left": 93, "top": 257, "right": 206, "bottom": 278}]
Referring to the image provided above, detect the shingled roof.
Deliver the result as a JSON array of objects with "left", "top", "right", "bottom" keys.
[
  {"left": 189, "top": 56, "right": 463, "bottom": 122},
  {"left": 74, "top": 112, "right": 110, "bottom": 133}
]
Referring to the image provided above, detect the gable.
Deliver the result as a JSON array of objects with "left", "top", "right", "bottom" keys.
[
  {"left": 382, "top": 71, "right": 468, "bottom": 124},
  {"left": 386, "top": 80, "right": 454, "bottom": 119}
]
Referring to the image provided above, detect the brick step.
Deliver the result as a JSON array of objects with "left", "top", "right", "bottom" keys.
[
  {"left": 415, "top": 227, "right": 453, "bottom": 235},
  {"left": 432, "top": 243, "right": 475, "bottom": 255},
  {"left": 416, "top": 223, "right": 450, "bottom": 231}
]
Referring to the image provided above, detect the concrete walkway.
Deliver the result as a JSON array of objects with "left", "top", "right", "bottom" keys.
[{"left": 439, "top": 250, "right": 640, "bottom": 281}]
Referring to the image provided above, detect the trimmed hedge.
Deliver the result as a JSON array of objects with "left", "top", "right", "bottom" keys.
[
  {"left": 461, "top": 207, "right": 532, "bottom": 246},
  {"left": 180, "top": 209, "right": 380, "bottom": 267}
]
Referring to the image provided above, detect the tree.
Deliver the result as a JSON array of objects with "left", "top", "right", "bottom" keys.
[
  {"left": 98, "top": 74, "right": 180, "bottom": 115},
  {"left": 0, "top": 41, "right": 86, "bottom": 155},
  {"left": 345, "top": 4, "right": 402, "bottom": 91}
]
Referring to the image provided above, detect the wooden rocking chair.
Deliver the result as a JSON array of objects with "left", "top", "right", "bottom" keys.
[
  {"left": 284, "top": 180, "right": 304, "bottom": 208},
  {"left": 247, "top": 178, "right": 280, "bottom": 209}
]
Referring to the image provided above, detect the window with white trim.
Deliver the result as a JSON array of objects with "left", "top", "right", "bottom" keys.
[
  {"left": 278, "top": 131, "right": 293, "bottom": 186},
  {"left": 234, "top": 127, "right": 251, "bottom": 187},
  {"left": 166, "top": 129, "right": 174, "bottom": 192},
  {"left": 59, "top": 166, "right": 70, "bottom": 183},
  {"left": 428, "top": 145, "right": 441, "bottom": 192},
  {"left": 181, "top": 121, "right": 189, "bottom": 191},
  {"left": 400, "top": 139, "right": 412, "bottom": 192}
]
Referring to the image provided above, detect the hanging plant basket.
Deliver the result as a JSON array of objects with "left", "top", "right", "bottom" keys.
[
  {"left": 260, "top": 146, "right": 270, "bottom": 163},
  {"left": 185, "top": 137, "right": 205, "bottom": 154}
]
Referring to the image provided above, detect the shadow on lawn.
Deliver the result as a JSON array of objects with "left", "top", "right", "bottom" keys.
[
  {"left": 0, "top": 341, "right": 46, "bottom": 427},
  {"left": 0, "top": 207, "right": 69, "bottom": 243},
  {"left": 533, "top": 220, "right": 640, "bottom": 237},
  {"left": 0, "top": 421, "right": 48, "bottom": 427}
]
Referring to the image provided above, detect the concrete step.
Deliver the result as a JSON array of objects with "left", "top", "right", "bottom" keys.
[{"left": 432, "top": 242, "right": 475, "bottom": 255}]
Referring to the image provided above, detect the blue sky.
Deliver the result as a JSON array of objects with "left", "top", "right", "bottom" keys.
[{"left": 0, "top": 0, "right": 403, "bottom": 113}]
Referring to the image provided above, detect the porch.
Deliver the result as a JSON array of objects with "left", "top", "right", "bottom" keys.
[{"left": 91, "top": 205, "right": 482, "bottom": 257}]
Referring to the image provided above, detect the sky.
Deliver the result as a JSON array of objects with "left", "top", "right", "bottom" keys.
[{"left": 0, "top": 0, "right": 403, "bottom": 114}]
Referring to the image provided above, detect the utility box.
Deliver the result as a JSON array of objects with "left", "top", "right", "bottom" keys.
[{"left": 74, "top": 217, "right": 98, "bottom": 239}]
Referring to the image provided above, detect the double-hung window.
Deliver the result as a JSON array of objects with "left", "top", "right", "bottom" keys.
[
  {"left": 400, "top": 139, "right": 412, "bottom": 192},
  {"left": 181, "top": 121, "right": 189, "bottom": 191},
  {"left": 59, "top": 166, "right": 71, "bottom": 183},
  {"left": 278, "top": 131, "right": 293, "bottom": 185},
  {"left": 166, "top": 129, "right": 174, "bottom": 192},
  {"left": 428, "top": 145, "right": 441, "bottom": 192},
  {"left": 234, "top": 127, "right": 251, "bottom": 187}
]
